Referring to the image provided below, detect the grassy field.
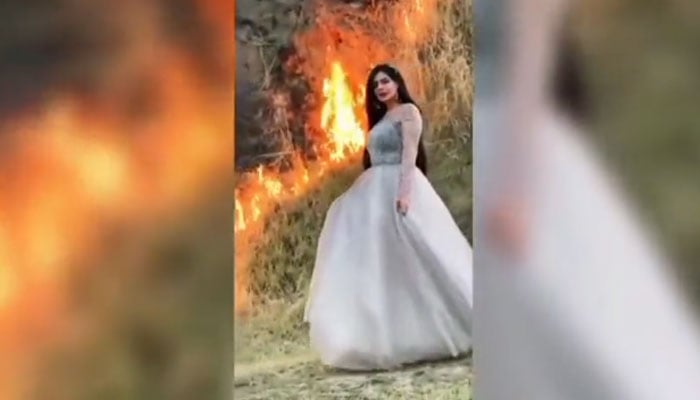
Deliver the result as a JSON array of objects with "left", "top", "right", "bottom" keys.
[{"left": 234, "top": 0, "right": 473, "bottom": 398}]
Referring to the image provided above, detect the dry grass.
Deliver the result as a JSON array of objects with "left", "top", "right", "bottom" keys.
[
  {"left": 234, "top": 358, "right": 472, "bottom": 399},
  {"left": 235, "top": 0, "right": 473, "bottom": 398}
]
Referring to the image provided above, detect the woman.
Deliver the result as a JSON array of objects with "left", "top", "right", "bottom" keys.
[{"left": 303, "top": 64, "right": 473, "bottom": 371}]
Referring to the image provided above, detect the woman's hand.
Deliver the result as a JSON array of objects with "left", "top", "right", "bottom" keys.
[
  {"left": 396, "top": 198, "right": 409, "bottom": 216},
  {"left": 485, "top": 198, "right": 529, "bottom": 259}
]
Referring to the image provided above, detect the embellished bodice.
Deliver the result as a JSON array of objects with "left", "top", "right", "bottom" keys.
[
  {"left": 364, "top": 104, "right": 423, "bottom": 202},
  {"left": 368, "top": 118, "right": 403, "bottom": 166}
]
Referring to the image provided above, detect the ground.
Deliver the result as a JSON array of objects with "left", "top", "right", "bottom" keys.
[
  {"left": 234, "top": 290, "right": 473, "bottom": 399},
  {"left": 235, "top": 354, "right": 471, "bottom": 399},
  {"left": 234, "top": 319, "right": 472, "bottom": 400}
]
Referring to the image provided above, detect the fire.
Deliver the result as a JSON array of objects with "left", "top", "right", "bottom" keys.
[
  {"left": 0, "top": 46, "right": 231, "bottom": 398},
  {"left": 321, "top": 62, "right": 366, "bottom": 161},
  {"left": 0, "top": 228, "right": 13, "bottom": 306},
  {"left": 0, "top": 51, "right": 229, "bottom": 314},
  {"left": 234, "top": 60, "right": 367, "bottom": 236},
  {"left": 234, "top": 60, "right": 366, "bottom": 313},
  {"left": 0, "top": 0, "right": 235, "bottom": 397}
]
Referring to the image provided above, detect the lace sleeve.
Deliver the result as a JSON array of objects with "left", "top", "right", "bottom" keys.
[{"left": 397, "top": 103, "right": 422, "bottom": 202}]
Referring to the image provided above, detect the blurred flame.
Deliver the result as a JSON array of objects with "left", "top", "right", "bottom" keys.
[
  {"left": 0, "top": 50, "right": 230, "bottom": 399},
  {"left": 0, "top": 51, "right": 229, "bottom": 317},
  {"left": 0, "top": 1, "right": 235, "bottom": 397},
  {"left": 0, "top": 227, "right": 13, "bottom": 307}
]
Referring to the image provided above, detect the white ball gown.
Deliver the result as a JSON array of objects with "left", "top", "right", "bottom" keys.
[
  {"left": 473, "top": 0, "right": 700, "bottom": 392},
  {"left": 303, "top": 103, "right": 473, "bottom": 371},
  {"left": 475, "top": 103, "right": 700, "bottom": 400}
]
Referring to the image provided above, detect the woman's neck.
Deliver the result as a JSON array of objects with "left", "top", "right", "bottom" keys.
[{"left": 385, "top": 99, "right": 400, "bottom": 110}]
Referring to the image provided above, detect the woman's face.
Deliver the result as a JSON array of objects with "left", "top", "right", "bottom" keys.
[{"left": 373, "top": 71, "right": 398, "bottom": 103}]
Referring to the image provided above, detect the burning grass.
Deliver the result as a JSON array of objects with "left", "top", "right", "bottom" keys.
[{"left": 235, "top": 0, "right": 472, "bottom": 396}]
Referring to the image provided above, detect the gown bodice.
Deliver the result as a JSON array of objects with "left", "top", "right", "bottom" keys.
[
  {"left": 364, "top": 104, "right": 423, "bottom": 202},
  {"left": 367, "top": 118, "right": 403, "bottom": 166}
]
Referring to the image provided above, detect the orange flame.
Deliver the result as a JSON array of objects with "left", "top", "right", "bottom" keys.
[
  {"left": 321, "top": 62, "right": 366, "bottom": 161},
  {"left": 0, "top": 1, "right": 236, "bottom": 396},
  {"left": 0, "top": 51, "right": 229, "bottom": 313},
  {"left": 234, "top": 60, "right": 367, "bottom": 235},
  {"left": 0, "top": 48, "right": 231, "bottom": 398}
]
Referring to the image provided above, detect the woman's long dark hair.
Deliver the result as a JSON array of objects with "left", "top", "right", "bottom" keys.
[
  {"left": 552, "top": 30, "right": 589, "bottom": 123},
  {"left": 362, "top": 64, "right": 428, "bottom": 175}
]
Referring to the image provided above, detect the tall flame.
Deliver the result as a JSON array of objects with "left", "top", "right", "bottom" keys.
[
  {"left": 0, "top": 47, "right": 231, "bottom": 397},
  {"left": 321, "top": 62, "right": 366, "bottom": 161}
]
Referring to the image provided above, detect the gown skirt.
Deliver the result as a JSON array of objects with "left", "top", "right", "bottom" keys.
[
  {"left": 304, "top": 163, "right": 473, "bottom": 370},
  {"left": 473, "top": 104, "right": 700, "bottom": 399}
]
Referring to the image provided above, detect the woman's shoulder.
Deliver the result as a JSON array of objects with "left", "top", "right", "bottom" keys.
[
  {"left": 398, "top": 103, "right": 421, "bottom": 116},
  {"left": 391, "top": 103, "right": 421, "bottom": 122}
]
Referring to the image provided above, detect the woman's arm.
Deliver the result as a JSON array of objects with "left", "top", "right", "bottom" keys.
[
  {"left": 485, "top": 0, "right": 569, "bottom": 258},
  {"left": 397, "top": 103, "right": 423, "bottom": 207}
]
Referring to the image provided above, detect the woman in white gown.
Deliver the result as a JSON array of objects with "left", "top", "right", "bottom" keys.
[
  {"left": 474, "top": 0, "right": 700, "bottom": 398},
  {"left": 303, "top": 64, "right": 473, "bottom": 371}
]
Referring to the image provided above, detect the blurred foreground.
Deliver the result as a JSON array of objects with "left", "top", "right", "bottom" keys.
[
  {"left": 474, "top": 0, "right": 700, "bottom": 399},
  {"left": 0, "top": 1, "right": 233, "bottom": 398}
]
